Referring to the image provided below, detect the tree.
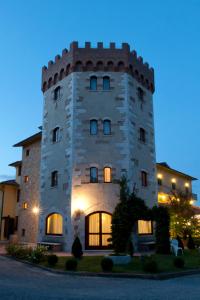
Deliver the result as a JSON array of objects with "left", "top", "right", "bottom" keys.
[
  {"left": 111, "top": 176, "right": 151, "bottom": 254},
  {"left": 168, "top": 191, "right": 200, "bottom": 238},
  {"left": 152, "top": 206, "right": 170, "bottom": 254},
  {"left": 71, "top": 236, "right": 83, "bottom": 259}
]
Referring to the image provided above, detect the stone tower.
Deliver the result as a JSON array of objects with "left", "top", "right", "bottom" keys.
[{"left": 38, "top": 41, "right": 157, "bottom": 251}]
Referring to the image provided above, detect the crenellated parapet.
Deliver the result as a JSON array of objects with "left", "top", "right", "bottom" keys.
[{"left": 42, "top": 41, "right": 155, "bottom": 93}]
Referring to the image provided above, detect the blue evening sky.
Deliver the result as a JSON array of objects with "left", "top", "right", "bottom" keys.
[{"left": 0, "top": 0, "right": 200, "bottom": 198}]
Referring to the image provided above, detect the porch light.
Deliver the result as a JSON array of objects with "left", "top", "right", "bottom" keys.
[
  {"left": 189, "top": 200, "right": 194, "bottom": 205},
  {"left": 32, "top": 206, "right": 40, "bottom": 214},
  {"left": 171, "top": 178, "right": 176, "bottom": 183},
  {"left": 185, "top": 182, "right": 190, "bottom": 187},
  {"left": 157, "top": 173, "right": 163, "bottom": 179}
]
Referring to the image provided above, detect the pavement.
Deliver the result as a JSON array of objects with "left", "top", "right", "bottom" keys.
[{"left": 1, "top": 256, "right": 200, "bottom": 299}]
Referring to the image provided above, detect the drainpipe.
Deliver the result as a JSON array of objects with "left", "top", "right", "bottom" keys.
[{"left": 0, "top": 187, "right": 5, "bottom": 240}]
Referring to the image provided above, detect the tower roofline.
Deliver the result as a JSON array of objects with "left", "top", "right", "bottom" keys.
[{"left": 42, "top": 41, "right": 155, "bottom": 94}]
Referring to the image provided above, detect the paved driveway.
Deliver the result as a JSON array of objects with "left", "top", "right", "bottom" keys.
[{"left": 0, "top": 256, "right": 200, "bottom": 300}]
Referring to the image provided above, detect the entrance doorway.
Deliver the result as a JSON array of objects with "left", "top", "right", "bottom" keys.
[{"left": 85, "top": 211, "right": 112, "bottom": 249}]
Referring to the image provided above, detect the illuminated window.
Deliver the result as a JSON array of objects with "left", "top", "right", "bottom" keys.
[
  {"left": 139, "top": 128, "right": 146, "bottom": 143},
  {"left": 90, "top": 167, "right": 98, "bottom": 183},
  {"left": 157, "top": 174, "right": 163, "bottom": 186},
  {"left": 90, "top": 76, "right": 97, "bottom": 90},
  {"left": 24, "top": 176, "right": 29, "bottom": 183},
  {"left": 185, "top": 182, "right": 190, "bottom": 194},
  {"left": 103, "top": 120, "right": 111, "bottom": 135},
  {"left": 103, "top": 76, "right": 110, "bottom": 90},
  {"left": 51, "top": 171, "right": 58, "bottom": 187},
  {"left": 52, "top": 127, "right": 59, "bottom": 142},
  {"left": 104, "top": 167, "right": 111, "bottom": 183},
  {"left": 171, "top": 178, "right": 176, "bottom": 190},
  {"left": 54, "top": 86, "right": 61, "bottom": 100},
  {"left": 46, "top": 213, "right": 63, "bottom": 235},
  {"left": 138, "top": 220, "right": 152, "bottom": 235},
  {"left": 141, "top": 171, "right": 148, "bottom": 187},
  {"left": 22, "top": 202, "right": 28, "bottom": 209},
  {"left": 90, "top": 120, "right": 98, "bottom": 135}
]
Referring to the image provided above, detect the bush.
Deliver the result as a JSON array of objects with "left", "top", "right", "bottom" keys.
[
  {"left": 47, "top": 254, "right": 58, "bottom": 267},
  {"left": 6, "top": 244, "right": 32, "bottom": 260},
  {"left": 101, "top": 257, "right": 113, "bottom": 272},
  {"left": 65, "top": 258, "right": 78, "bottom": 271},
  {"left": 187, "top": 235, "right": 195, "bottom": 250},
  {"left": 173, "top": 257, "right": 185, "bottom": 268},
  {"left": 29, "top": 246, "right": 47, "bottom": 264},
  {"left": 142, "top": 258, "right": 158, "bottom": 273},
  {"left": 71, "top": 237, "right": 83, "bottom": 259}
]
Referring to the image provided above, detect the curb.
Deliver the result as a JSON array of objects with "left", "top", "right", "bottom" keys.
[{"left": 3, "top": 255, "right": 200, "bottom": 280}]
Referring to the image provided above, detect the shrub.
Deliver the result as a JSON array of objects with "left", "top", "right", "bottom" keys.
[
  {"left": 29, "top": 246, "right": 47, "bottom": 264},
  {"left": 47, "top": 254, "right": 58, "bottom": 267},
  {"left": 173, "top": 257, "right": 185, "bottom": 268},
  {"left": 6, "top": 244, "right": 32, "bottom": 260},
  {"left": 101, "top": 257, "right": 113, "bottom": 272},
  {"left": 187, "top": 235, "right": 195, "bottom": 250},
  {"left": 6, "top": 244, "right": 19, "bottom": 256},
  {"left": 142, "top": 258, "right": 158, "bottom": 273},
  {"left": 65, "top": 258, "right": 78, "bottom": 271},
  {"left": 71, "top": 237, "right": 83, "bottom": 259}
]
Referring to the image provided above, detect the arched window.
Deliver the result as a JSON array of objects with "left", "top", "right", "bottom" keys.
[
  {"left": 85, "top": 212, "right": 112, "bottom": 249},
  {"left": 54, "top": 86, "right": 61, "bottom": 100},
  {"left": 104, "top": 167, "right": 111, "bottom": 183},
  {"left": 51, "top": 171, "right": 58, "bottom": 187},
  {"left": 46, "top": 213, "right": 63, "bottom": 235},
  {"left": 90, "top": 167, "right": 98, "bottom": 183},
  {"left": 90, "top": 76, "right": 97, "bottom": 90},
  {"left": 139, "top": 128, "right": 146, "bottom": 143},
  {"left": 103, "top": 119, "right": 111, "bottom": 135},
  {"left": 90, "top": 120, "right": 98, "bottom": 135},
  {"left": 103, "top": 76, "right": 110, "bottom": 90},
  {"left": 52, "top": 127, "right": 59, "bottom": 143}
]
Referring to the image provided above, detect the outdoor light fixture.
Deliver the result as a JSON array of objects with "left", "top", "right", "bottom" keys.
[
  {"left": 171, "top": 178, "right": 176, "bottom": 183},
  {"left": 189, "top": 200, "right": 194, "bottom": 205},
  {"left": 185, "top": 182, "right": 190, "bottom": 187},
  {"left": 157, "top": 173, "right": 163, "bottom": 179},
  {"left": 32, "top": 206, "right": 39, "bottom": 214}
]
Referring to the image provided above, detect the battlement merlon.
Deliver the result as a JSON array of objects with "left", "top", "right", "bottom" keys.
[{"left": 41, "top": 41, "right": 155, "bottom": 93}]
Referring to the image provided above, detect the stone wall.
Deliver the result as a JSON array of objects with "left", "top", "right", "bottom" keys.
[{"left": 17, "top": 140, "right": 41, "bottom": 243}]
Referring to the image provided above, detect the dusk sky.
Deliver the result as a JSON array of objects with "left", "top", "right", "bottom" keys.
[{"left": 0, "top": 1, "right": 200, "bottom": 198}]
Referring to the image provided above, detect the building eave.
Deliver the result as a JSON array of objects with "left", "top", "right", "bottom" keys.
[
  {"left": 13, "top": 132, "right": 42, "bottom": 147},
  {"left": 156, "top": 162, "right": 197, "bottom": 181}
]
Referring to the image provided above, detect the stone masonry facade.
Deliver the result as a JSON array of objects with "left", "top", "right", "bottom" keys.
[{"left": 38, "top": 42, "right": 157, "bottom": 251}]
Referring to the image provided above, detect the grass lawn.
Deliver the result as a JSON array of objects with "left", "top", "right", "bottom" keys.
[{"left": 41, "top": 250, "right": 200, "bottom": 273}]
